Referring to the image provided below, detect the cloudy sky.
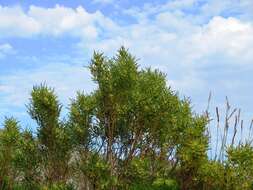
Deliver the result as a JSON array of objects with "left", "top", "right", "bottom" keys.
[{"left": 0, "top": 0, "right": 253, "bottom": 129}]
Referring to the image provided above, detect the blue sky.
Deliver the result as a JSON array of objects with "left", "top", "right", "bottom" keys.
[{"left": 0, "top": 0, "right": 253, "bottom": 143}]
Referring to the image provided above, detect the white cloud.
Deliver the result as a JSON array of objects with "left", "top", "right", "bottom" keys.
[
  {"left": 92, "top": 0, "right": 114, "bottom": 4},
  {"left": 0, "top": 43, "right": 13, "bottom": 58},
  {"left": 0, "top": 43, "right": 12, "bottom": 52},
  {"left": 185, "top": 16, "right": 253, "bottom": 63},
  {"left": 0, "top": 6, "right": 40, "bottom": 37},
  {"left": 0, "top": 3, "right": 252, "bottom": 68},
  {"left": 0, "top": 5, "right": 117, "bottom": 39},
  {"left": 87, "top": 13, "right": 253, "bottom": 66}
]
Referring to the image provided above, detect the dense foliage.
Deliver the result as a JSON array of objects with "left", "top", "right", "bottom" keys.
[{"left": 0, "top": 47, "right": 253, "bottom": 190}]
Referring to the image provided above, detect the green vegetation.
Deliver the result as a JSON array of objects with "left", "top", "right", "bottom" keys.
[{"left": 0, "top": 47, "right": 252, "bottom": 189}]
